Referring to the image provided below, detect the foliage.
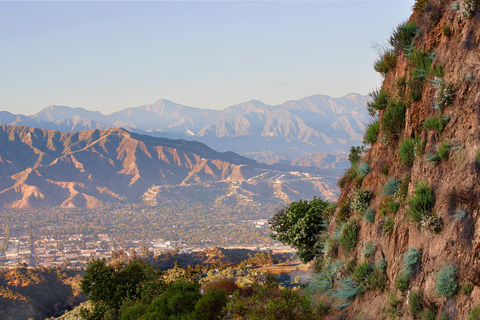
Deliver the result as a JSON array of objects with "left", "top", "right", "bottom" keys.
[
  {"left": 336, "top": 201, "right": 351, "bottom": 224},
  {"left": 468, "top": 306, "right": 480, "bottom": 320},
  {"left": 452, "top": 209, "right": 468, "bottom": 222},
  {"left": 413, "top": 0, "right": 428, "bottom": 13},
  {"left": 399, "top": 137, "right": 420, "bottom": 166},
  {"left": 476, "top": 149, "right": 480, "bottom": 164},
  {"left": 410, "top": 291, "right": 423, "bottom": 316},
  {"left": 442, "top": 25, "right": 452, "bottom": 37},
  {"left": 421, "top": 308, "right": 437, "bottom": 320},
  {"left": 353, "top": 261, "right": 371, "bottom": 285},
  {"left": 363, "top": 208, "right": 376, "bottom": 223},
  {"left": 386, "top": 294, "right": 403, "bottom": 318},
  {"left": 395, "top": 272, "right": 410, "bottom": 292},
  {"left": 420, "top": 213, "right": 443, "bottom": 234},
  {"left": 381, "top": 100, "right": 407, "bottom": 139},
  {"left": 407, "top": 182, "right": 435, "bottom": 223},
  {"left": 361, "top": 241, "right": 376, "bottom": 259},
  {"left": 435, "top": 81, "right": 455, "bottom": 108},
  {"left": 357, "top": 162, "right": 372, "bottom": 178},
  {"left": 382, "top": 217, "right": 394, "bottom": 235},
  {"left": 435, "top": 264, "right": 458, "bottom": 297},
  {"left": 339, "top": 220, "right": 359, "bottom": 253},
  {"left": 333, "top": 277, "right": 362, "bottom": 303},
  {"left": 269, "top": 197, "right": 330, "bottom": 263},
  {"left": 408, "top": 49, "right": 433, "bottom": 80},
  {"left": 390, "top": 21, "right": 417, "bottom": 52},
  {"left": 348, "top": 146, "right": 364, "bottom": 166},
  {"left": 364, "top": 121, "right": 380, "bottom": 145},
  {"left": 365, "top": 267, "right": 387, "bottom": 292},
  {"left": 460, "top": 0, "right": 477, "bottom": 20},
  {"left": 408, "top": 78, "right": 424, "bottom": 101},
  {"left": 403, "top": 248, "right": 421, "bottom": 274},
  {"left": 461, "top": 283, "right": 474, "bottom": 295},
  {"left": 367, "top": 89, "right": 390, "bottom": 116},
  {"left": 374, "top": 49, "right": 397, "bottom": 76},
  {"left": 422, "top": 115, "right": 449, "bottom": 132},
  {"left": 382, "top": 178, "right": 402, "bottom": 196},
  {"left": 351, "top": 189, "right": 374, "bottom": 212}
]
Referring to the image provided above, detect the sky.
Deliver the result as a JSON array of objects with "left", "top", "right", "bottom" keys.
[{"left": 0, "top": 1, "right": 415, "bottom": 115}]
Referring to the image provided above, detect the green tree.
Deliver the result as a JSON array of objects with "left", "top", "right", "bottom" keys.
[{"left": 269, "top": 197, "right": 329, "bottom": 263}]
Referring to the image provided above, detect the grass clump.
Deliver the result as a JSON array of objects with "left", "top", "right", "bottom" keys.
[
  {"left": 435, "top": 264, "right": 457, "bottom": 297},
  {"left": 357, "top": 162, "right": 371, "bottom": 178},
  {"left": 407, "top": 182, "right": 435, "bottom": 223},
  {"left": 461, "top": 283, "right": 474, "bottom": 295},
  {"left": 353, "top": 260, "right": 371, "bottom": 285},
  {"left": 476, "top": 149, "right": 480, "bottom": 164},
  {"left": 395, "top": 248, "right": 421, "bottom": 292},
  {"left": 333, "top": 277, "right": 362, "bottom": 304},
  {"left": 395, "top": 272, "right": 411, "bottom": 291},
  {"left": 382, "top": 178, "right": 402, "bottom": 196},
  {"left": 339, "top": 220, "right": 359, "bottom": 253},
  {"left": 364, "top": 120, "right": 380, "bottom": 145},
  {"left": 361, "top": 241, "right": 376, "bottom": 259},
  {"left": 382, "top": 217, "right": 395, "bottom": 235},
  {"left": 422, "top": 115, "right": 449, "bottom": 132},
  {"left": 435, "top": 81, "right": 455, "bottom": 109},
  {"left": 367, "top": 89, "right": 390, "bottom": 116},
  {"left": 409, "top": 291, "right": 423, "bottom": 316},
  {"left": 374, "top": 49, "right": 397, "bottom": 77},
  {"left": 421, "top": 309, "right": 437, "bottom": 320},
  {"left": 363, "top": 208, "right": 376, "bottom": 223},
  {"left": 381, "top": 100, "right": 407, "bottom": 139},
  {"left": 336, "top": 201, "right": 351, "bottom": 224},
  {"left": 468, "top": 306, "right": 480, "bottom": 320},
  {"left": 351, "top": 189, "right": 374, "bottom": 212},
  {"left": 399, "top": 137, "right": 422, "bottom": 166},
  {"left": 408, "top": 78, "right": 424, "bottom": 101},
  {"left": 385, "top": 294, "right": 403, "bottom": 318},
  {"left": 413, "top": 0, "right": 428, "bottom": 13},
  {"left": 390, "top": 21, "right": 417, "bottom": 52},
  {"left": 409, "top": 49, "right": 433, "bottom": 81},
  {"left": 442, "top": 25, "right": 452, "bottom": 37}
]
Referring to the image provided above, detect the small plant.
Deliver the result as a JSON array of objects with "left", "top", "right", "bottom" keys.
[
  {"left": 408, "top": 182, "right": 435, "bottom": 223},
  {"left": 403, "top": 248, "right": 421, "bottom": 274},
  {"left": 364, "top": 121, "right": 380, "bottom": 145},
  {"left": 351, "top": 189, "right": 374, "bottom": 212},
  {"left": 461, "top": 283, "right": 474, "bottom": 295},
  {"left": 381, "top": 100, "right": 407, "bottom": 139},
  {"left": 422, "top": 115, "right": 449, "bottom": 132},
  {"left": 435, "top": 81, "right": 455, "bottom": 108},
  {"left": 367, "top": 89, "right": 390, "bottom": 114},
  {"left": 357, "top": 162, "right": 371, "bottom": 178},
  {"left": 410, "top": 291, "right": 423, "bottom": 316},
  {"left": 365, "top": 266, "right": 387, "bottom": 292},
  {"left": 333, "top": 277, "right": 362, "bottom": 304},
  {"left": 476, "top": 149, "right": 480, "bottom": 164},
  {"left": 421, "top": 308, "right": 437, "bottom": 320},
  {"left": 374, "top": 49, "right": 397, "bottom": 77},
  {"left": 399, "top": 137, "right": 422, "bottom": 166},
  {"left": 442, "top": 25, "right": 452, "bottom": 37},
  {"left": 466, "top": 72, "right": 474, "bottom": 82},
  {"left": 386, "top": 294, "right": 403, "bottom": 318},
  {"left": 353, "top": 260, "right": 371, "bottom": 285},
  {"left": 336, "top": 201, "right": 351, "bottom": 224},
  {"left": 420, "top": 213, "right": 443, "bottom": 234},
  {"left": 395, "top": 272, "right": 410, "bottom": 291},
  {"left": 382, "top": 177, "right": 402, "bottom": 196},
  {"left": 460, "top": 0, "right": 477, "bottom": 20},
  {"left": 339, "top": 220, "right": 359, "bottom": 253},
  {"left": 437, "top": 141, "right": 452, "bottom": 160},
  {"left": 451, "top": 209, "right": 467, "bottom": 222},
  {"left": 363, "top": 208, "right": 376, "bottom": 223},
  {"left": 397, "top": 173, "right": 411, "bottom": 200},
  {"left": 382, "top": 217, "right": 394, "bottom": 234},
  {"left": 396, "top": 76, "right": 407, "bottom": 97},
  {"left": 435, "top": 264, "right": 458, "bottom": 297},
  {"left": 316, "top": 302, "right": 331, "bottom": 316},
  {"left": 431, "top": 65, "right": 445, "bottom": 78},
  {"left": 361, "top": 241, "right": 376, "bottom": 259},
  {"left": 390, "top": 21, "right": 417, "bottom": 52},
  {"left": 409, "top": 49, "right": 433, "bottom": 81},
  {"left": 468, "top": 306, "right": 480, "bottom": 320},
  {"left": 408, "top": 78, "right": 424, "bottom": 101},
  {"left": 450, "top": 2, "right": 460, "bottom": 10},
  {"left": 381, "top": 163, "right": 389, "bottom": 175}
]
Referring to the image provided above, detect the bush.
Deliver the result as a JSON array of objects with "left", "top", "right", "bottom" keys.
[
  {"left": 460, "top": 0, "right": 477, "bottom": 20},
  {"left": 364, "top": 121, "right": 380, "bottom": 145},
  {"left": 367, "top": 89, "right": 390, "bottom": 115},
  {"left": 339, "top": 220, "right": 359, "bottom": 253},
  {"left": 382, "top": 217, "right": 394, "bottom": 235},
  {"left": 374, "top": 49, "right": 397, "bottom": 76},
  {"left": 437, "top": 141, "right": 452, "bottom": 160},
  {"left": 442, "top": 25, "right": 452, "bottom": 37},
  {"left": 351, "top": 189, "right": 374, "bottom": 212},
  {"left": 422, "top": 115, "right": 449, "bottom": 132},
  {"left": 386, "top": 294, "right": 403, "bottom": 318},
  {"left": 420, "top": 213, "right": 443, "bottom": 234},
  {"left": 421, "top": 309, "right": 437, "bottom": 320},
  {"left": 363, "top": 208, "right": 376, "bottom": 223},
  {"left": 476, "top": 149, "right": 480, "bottom": 164},
  {"left": 336, "top": 201, "right": 351, "bottom": 224},
  {"left": 381, "top": 100, "right": 407, "bottom": 139},
  {"left": 399, "top": 137, "right": 422, "bottom": 166},
  {"left": 403, "top": 248, "right": 421, "bottom": 274},
  {"left": 365, "top": 267, "right": 387, "bottom": 292},
  {"left": 408, "top": 78, "right": 424, "bottom": 101},
  {"left": 413, "top": 0, "right": 428, "bottom": 13},
  {"left": 410, "top": 291, "right": 423, "bottom": 316},
  {"left": 468, "top": 306, "right": 480, "bottom": 320},
  {"left": 357, "top": 162, "right": 371, "bottom": 177},
  {"left": 408, "top": 182, "right": 435, "bottom": 222},
  {"left": 436, "top": 82, "right": 455, "bottom": 108},
  {"left": 361, "top": 241, "right": 376, "bottom": 258},
  {"left": 390, "top": 21, "right": 417, "bottom": 52},
  {"left": 382, "top": 178, "right": 402, "bottom": 196},
  {"left": 333, "top": 277, "right": 362, "bottom": 303},
  {"left": 395, "top": 272, "right": 411, "bottom": 291},
  {"left": 435, "top": 264, "right": 457, "bottom": 297},
  {"left": 461, "top": 283, "right": 474, "bottom": 295},
  {"left": 353, "top": 261, "right": 371, "bottom": 285},
  {"left": 409, "top": 49, "right": 433, "bottom": 80}
]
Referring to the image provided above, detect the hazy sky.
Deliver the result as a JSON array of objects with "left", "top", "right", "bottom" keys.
[{"left": 1, "top": 1, "right": 414, "bottom": 115}]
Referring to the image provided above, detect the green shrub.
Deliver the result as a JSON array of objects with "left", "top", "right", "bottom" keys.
[
  {"left": 351, "top": 189, "right": 374, "bottom": 212},
  {"left": 374, "top": 49, "right": 397, "bottom": 76},
  {"left": 461, "top": 283, "right": 474, "bottom": 295},
  {"left": 460, "top": 0, "right": 477, "bottom": 20},
  {"left": 408, "top": 78, "right": 424, "bottom": 101},
  {"left": 395, "top": 272, "right": 410, "bottom": 291},
  {"left": 339, "top": 220, "right": 359, "bottom": 253},
  {"left": 364, "top": 120, "right": 380, "bottom": 145},
  {"left": 409, "top": 49, "right": 433, "bottom": 80},
  {"left": 476, "top": 149, "right": 480, "bottom": 164},
  {"left": 437, "top": 141, "right": 452, "bottom": 160},
  {"left": 382, "top": 217, "right": 394, "bottom": 235},
  {"left": 357, "top": 162, "right": 371, "bottom": 177},
  {"left": 367, "top": 89, "right": 390, "bottom": 115},
  {"left": 381, "top": 100, "right": 407, "bottom": 139},
  {"left": 316, "top": 302, "right": 331, "bottom": 316},
  {"left": 390, "top": 21, "right": 417, "bottom": 52},
  {"left": 382, "top": 178, "right": 402, "bottom": 196},
  {"left": 365, "top": 267, "right": 387, "bottom": 292},
  {"left": 353, "top": 260, "right": 371, "bottom": 285},
  {"left": 408, "top": 182, "right": 435, "bottom": 223},
  {"left": 399, "top": 137, "right": 421, "bottom": 166},
  {"left": 333, "top": 277, "right": 362, "bottom": 303},
  {"left": 431, "top": 65, "right": 445, "bottom": 78},
  {"left": 424, "top": 152, "right": 442, "bottom": 166},
  {"left": 397, "top": 173, "right": 411, "bottom": 200},
  {"left": 336, "top": 201, "right": 351, "bottom": 224},
  {"left": 442, "top": 25, "right": 452, "bottom": 37},
  {"left": 413, "top": 0, "right": 428, "bottom": 13},
  {"left": 403, "top": 248, "right": 421, "bottom": 274},
  {"left": 436, "top": 82, "right": 455, "bottom": 108},
  {"left": 420, "top": 213, "right": 443, "bottom": 234},
  {"left": 361, "top": 241, "right": 376, "bottom": 258},
  {"left": 421, "top": 309, "right": 437, "bottom": 320},
  {"left": 386, "top": 294, "right": 403, "bottom": 318},
  {"left": 468, "top": 306, "right": 480, "bottom": 320},
  {"left": 435, "top": 264, "right": 458, "bottom": 297},
  {"left": 422, "top": 115, "right": 449, "bottom": 132},
  {"left": 410, "top": 291, "right": 423, "bottom": 316},
  {"left": 363, "top": 208, "right": 376, "bottom": 223},
  {"left": 396, "top": 76, "right": 407, "bottom": 97},
  {"left": 348, "top": 146, "right": 364, "bottom": 166}
]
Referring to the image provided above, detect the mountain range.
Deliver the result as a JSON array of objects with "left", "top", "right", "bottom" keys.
[
  {"left": 0, "top": 93, "right": 369, "bottom": 163},
  {"left": 0, "top": 125, "right": 340, "bottom": 209}
]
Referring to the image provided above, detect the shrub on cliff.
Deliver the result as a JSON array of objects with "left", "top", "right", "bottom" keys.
[
  {"left": 364, "top": 120, "right": 380, "bottom": 145},
  {"left": 435, "top": 264, "right": 458, "bottom": 297},
  {"left": 374, "top": 49, "right": 397, "bottom": 77},
  {"left": 407, "top": 182, "right": 435, "bottom": 222},
  {"left": 381, "top": 100, "right": 407, "bottom": 139}
]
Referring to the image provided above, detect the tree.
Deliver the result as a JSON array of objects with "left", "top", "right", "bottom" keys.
[{"left": 269, "top": 197, "right": 329, "bottom": 263}]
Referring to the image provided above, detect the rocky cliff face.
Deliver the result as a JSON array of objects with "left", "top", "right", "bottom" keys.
[{"left": 320, "top": 1, "right": 480, "bottom": 318}]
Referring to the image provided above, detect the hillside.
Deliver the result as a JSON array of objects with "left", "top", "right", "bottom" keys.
[
  {"left": 0, "top": 125, "right": 339, "bottom": 209},
  {"left": 308, "top": 1, "right": 480, "bottom": 318},
  {"left": 0, "top": 94, "right": 369, "bottom": 162}
]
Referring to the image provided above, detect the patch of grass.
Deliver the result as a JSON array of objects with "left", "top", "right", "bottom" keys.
[
  {"left": 395, "top": 272, "right": 411, "bottom": 291},
  {"left": 431, "top": 65, "right": 445, "bottom": 78},
  {"left": 435, "top": 264, "right": 458, "bottom": 297},
  {"left": 421, "top": 308, "right": 437, "bottom": 320},
  {"left": 468, "top": 306, "right": 480, "bottom": 320},
  {"left": 381, "top": 100, "right": 407, "bottom": 139},
  {"left": 390, "top": 21, "right": 417, "bottom": 52},
  {"left": 363, "top": 208, "right": 376, "bottom": 223},
  {"left": 403, "top": 248, "right": 421, "bottom": 274},
  {"left": 353, "top": 260, "right": 371, "bottom": 285},
  {"left": 336, "top": 201, "right": 351, "bottom": 224},
  {"left": 357, "top": 162, "right": 371, "bottom": 178},
  {"left": 374, "top": 49, "right": 397, "bottom": 77},
  {"left": 437, "top": 141, "right": 452, "bottom": 160},
  {"left": 399, "top": 137, "right": 422, "bottom": 166},
  {"left": 422, "top": 115, "right": 449, "bottom": 132},
  {"left": 461, "top": 283, "right": 474, "bottom": 295},
  {"left": 388, "top": 198, "right": 400, "bottom": 214},
  {"left": 333, "top": 277, "right": 362, "bottom": 303},
  {"left": 413, "top": 0, "right": 428, "bottom": 13},
  {"left": 408, "top": 78, "right": 424, "bottom": 101},
  {"left": 382, "top": 217, "right": 395, "bottom": 235},
  {"left": 476, "top": 149, "right": 480, "bottom": 164},
  {"left": 407, "top": 182, "right": 435, "bottom": 223},
  {"left": 442, "top": 25, "right": 452, "bottom": 37},
  {"left": 396, "top": 76, "right": 407, "bottom": 97},
  {"left": 365, "top": 267, "right": 387, "bottom": 292},
  {"left": 361, "top": 241, "right": 376, "bottom": 259},
  {"left": 382, "top": 177, "right": 402, "bottom": 196},
  {"left": 316, "top": 302, "right": 331, "bottom": 316},
  {"left": 460, "top": 0, "right": 477, "bottom": 20},
  {"left": 409, "top": 49, "right": 433, "bottom": 81},
  {"left": 338, "top": 167, "right": 357, "bottom": 188},
  {"left": 381, "top": 163, "right": 389, "bottom": 175},
  {"left": 351, "top": 189, "right": 374, "bottom": 212},
  {"left": 410, "top": 291, "right": 423, "bottom": 316},
  {"left": 367, "top": 89, "right": 390, "bottom": 115},
  {"left": 436, "top": 81, "right": 455, "bottom": 108},
  {"left": 364, "top": 121, "right": 380, "bottom": 145},
  {"left": 339, "top": 220, "right": 359, "bottom": 253},
  {"left": 397, "top": 173, "right": 411, "bottom": 200},
  {"left": 386, "top": 294, "right": 403, "bottom": 318}
]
